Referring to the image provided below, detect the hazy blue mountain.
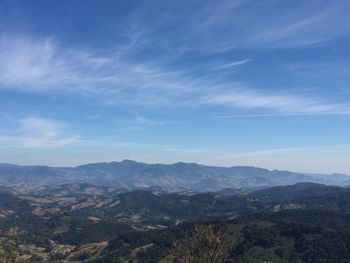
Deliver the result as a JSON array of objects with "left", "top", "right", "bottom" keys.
[
  {"left": 250, "top": 182, "right": 343, "bottom": 201},
  {"left": 0, "top": 160, "right": 349, "bottom": 191}
]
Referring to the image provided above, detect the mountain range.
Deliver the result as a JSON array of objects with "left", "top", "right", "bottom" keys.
[{"left": 0, "top": 160, "right": 349, "bottom": 191}]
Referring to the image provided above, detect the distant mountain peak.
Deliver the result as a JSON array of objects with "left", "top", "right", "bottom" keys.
[
  {"left": 120, "top": 159, "right": 140, "bottom": 164},
  {"left": 1, "top": 160, "right": 349, "bottom": 191}
]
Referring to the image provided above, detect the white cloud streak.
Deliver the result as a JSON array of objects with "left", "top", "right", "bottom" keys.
[
  {"left": 0, "top": 117, "right": 79, "bottom": 148},
  {"left": 214, "top": 59, "right": 251, "bottom": 70},
  {"left": 215, "top": 146, "right": 350, "bottom": 160},
  {"left": 204, "top": 88, "right": 347, "bottom": 113}
]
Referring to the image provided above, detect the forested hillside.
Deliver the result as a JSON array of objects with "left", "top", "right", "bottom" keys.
[{"left": 0, "top": 182, "right": 350, "bottom": 262}]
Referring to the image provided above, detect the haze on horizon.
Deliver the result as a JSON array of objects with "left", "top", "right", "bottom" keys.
[{"left": 0, "top": 0, "right": 350, "bottom": 174}]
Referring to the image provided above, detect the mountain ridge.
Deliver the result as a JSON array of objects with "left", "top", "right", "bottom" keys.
[{"left": 0, "top": 160, "right": 349, "bottom": 191}]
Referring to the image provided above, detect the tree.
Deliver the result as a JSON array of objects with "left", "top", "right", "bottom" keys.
[
  {"left": 172, "top": 223, "right": 231, "bottom": 263},
  {"left": 0, "top": 245, "right": 4, "bottom": 263}
]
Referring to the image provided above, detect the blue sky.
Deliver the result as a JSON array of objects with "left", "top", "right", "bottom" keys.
[{"left": 0, "top": 0, "right": 350, "bottom": 173}]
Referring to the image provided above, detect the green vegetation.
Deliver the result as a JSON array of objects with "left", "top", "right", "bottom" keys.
[
  {"left": 172, "top": 223, "right": 231, "bottom": 263},
  {"left": 0, "top": 182, "right": 350, "bottom": 262},
  {"left": 0, "top": 245, "right": 3, "bottom": 263}
]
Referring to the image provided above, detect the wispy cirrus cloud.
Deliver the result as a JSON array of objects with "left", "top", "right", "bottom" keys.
[
  {"left": 0, "top": 117, "right": 79, "bottom": 148},
  {"left": 0, "top": 32, "right": 348, "bottom": 116},
  {"left": 213, "top": 59, "right": 251, "bottom": 70},
  {"left": 125, "top": 0, "right": 350, "bottom": 55},
  {"left": 1, "top": 1, "right": 350, "bottom": 115},
  {"left": 204, "top": 88, "right": 348, "bottom": 114},
  {"left": 181, "top": 0, "right": 350, "bottom": 51},
  {"left": 0, "top": 33, "right": 199, "bottom": 106}
]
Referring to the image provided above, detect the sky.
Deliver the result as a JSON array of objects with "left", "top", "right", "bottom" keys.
[{"left": 0, "top": 0, "right": 350, "bottom": 174}]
